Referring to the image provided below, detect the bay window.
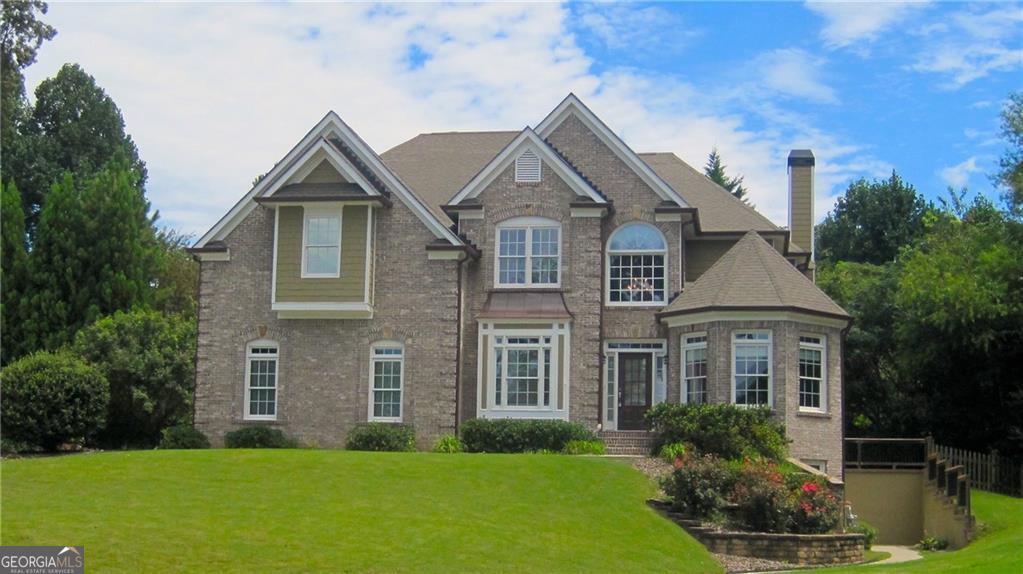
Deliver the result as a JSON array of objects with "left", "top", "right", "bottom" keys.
[
  {"left": 798, "top": 335, "right": 826, "bottom": 412},
  {"left": 732, "top": 331, "right": 771, "bottom": 407},
  {"left": 683, "top": 334, "right": 708, "bottom": 404},
  {"left": 492, "top": 336, "right": 553, "bottom": 409}
]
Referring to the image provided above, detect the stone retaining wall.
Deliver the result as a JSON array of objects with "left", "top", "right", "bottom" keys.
[{"left": 649, "top": 501, "right": 866, "bottom": 566}]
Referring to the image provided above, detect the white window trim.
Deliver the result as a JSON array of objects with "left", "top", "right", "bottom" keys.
[
  {"left": 601, "top": 339, "right": 667, "bottom": 431},
  {"left": 478, "top": 322, "right": 570, "bottom": 420},
  {"left": 514, "top": 149, "right": 542, "bottom": 183},
  {"left": 368, "top": 342, "right": 404, "bottom": 423},
  {"left": 494, "top": 217, "right": 562, "bottom": 288},
  {"left": 491, "top": 335, "right": 555, "bottom": 411},
  {"left": 682, "top": 333, "right": 708, "bottom": 405},
  {"left": 605, "top": 223, "right": 669, "bottom": 308},
  {"left": 301, "top": 205, "right": 343, "bottom": 278},
  {"left": 798, "top": 334, "right": 827, "bottom": 413},
  {"left": 244, "top": 340, "right": 279, "bottom": 421},
  {"left": 730, "top": 330, "right": 773, "bottom": 408}
]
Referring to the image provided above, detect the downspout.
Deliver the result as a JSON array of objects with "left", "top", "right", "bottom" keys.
[
  {"left": 839, "top": 319, "right": 853, "bottom": 531},
  {"left": 597, "top": 217, "right": 607, "bottom": 430},
  {"left": 190, "top": 257, "right": 203, "bottom": 427}
]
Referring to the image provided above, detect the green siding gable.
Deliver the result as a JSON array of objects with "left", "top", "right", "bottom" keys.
[{"left": 275, "top": 205, "right": 368, "bottom": 303}]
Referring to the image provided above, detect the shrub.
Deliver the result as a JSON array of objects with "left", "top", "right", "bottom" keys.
[
  {"left": 917, "top": 535, "right": 948, "bottom": 551},
  {"left": 852, "top": 520, "right": 878, "bottom": 550},
  {"left": 72, "top": 309, "right": 196, "bottom": 448},
  {"left": 225, "top": 426, "right": 297, "bottom": 448},
  {"left": 432, "top": 434, "right": 463, "bottom": 453},
  {"left": 562, "top": 439, "right": 606, "bottom": 455},
  {"left": 1, "top": 351, "right": 109, "bottom": 450},
  {"left": 662, "top": 453, "right": 737, "bottom": 518},
  {"left": 159, "top": 424, "right": 210, "bottom": 449},
  {"left": 460, "top": 419, "right": 596, "bottom": 453},
  {"left": 659, "top": 442, "right": 688, "bottom": 463},
  {"left": 346, "top": 423, "right": 416, "bottom": 452},
  {"left": 646, "top": 403, "right": 788, "bottom": 460},
  {"left": 730, "top": 459, "right": 791, "bottom": 533},
  {"left": 789, "top": 477, "right": 842, "bottom": 534}
]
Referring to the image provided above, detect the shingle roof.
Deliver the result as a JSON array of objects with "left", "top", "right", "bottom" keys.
[
  {"left": 381, "top": 132, "right": 787, "bottom": 236},
  {"left": 478, "top": 291, "right": 573, "bottom": 319},
  {"left": 381, "top": 131, "right": 518, "bottom": 225},
  {"left": 638, "top": 152, "right": 780, "bottom": 233},
  {"left": 256, "top": 182, "right": 367, "bottom": 203},
  {"left": 659, "top": 231, "right": 849, "bottom": 320}
]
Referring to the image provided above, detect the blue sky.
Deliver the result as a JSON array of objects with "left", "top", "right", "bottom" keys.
[{"left": 22, "top": 2, "right": 1022, "bottom": 237}]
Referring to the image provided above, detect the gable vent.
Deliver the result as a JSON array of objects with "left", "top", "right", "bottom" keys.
[{"left": 515, "top": 149, "right": 542, "bottom": 183}]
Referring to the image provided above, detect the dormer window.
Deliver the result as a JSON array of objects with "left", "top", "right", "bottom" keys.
[
  {"left": 514, "top": 149, "right": 541, "bottom": 183},
  {"left": 495, "top": 217, "right": 560, "bottom": 287}
]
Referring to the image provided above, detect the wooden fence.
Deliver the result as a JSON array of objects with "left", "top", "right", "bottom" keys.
[{"left": 927, "top": 437, "right": 1023, "bottom": 497}]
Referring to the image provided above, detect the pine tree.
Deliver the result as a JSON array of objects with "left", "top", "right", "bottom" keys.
[
  {"left": 1, "top": 180, "right": 29, "bottom": 362},
  {"left": 704, "top": 148, "right": 749, "bottom": 202},
  {"left": 24, "top": 157, "right": 155, "bottom": 350}
]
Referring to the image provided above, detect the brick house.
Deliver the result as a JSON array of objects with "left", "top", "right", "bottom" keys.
[{"left": 189, "top": 94, "right": 850, "bottom": 473}]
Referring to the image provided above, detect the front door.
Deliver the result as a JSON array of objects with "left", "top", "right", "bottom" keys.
[{"left": 617, "top": 353, "right": 652, "bottom": 430}]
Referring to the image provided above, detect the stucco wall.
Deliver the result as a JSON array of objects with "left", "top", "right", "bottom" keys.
[{"left": 845, "top": 470, "right": 924, "bottom": 545}]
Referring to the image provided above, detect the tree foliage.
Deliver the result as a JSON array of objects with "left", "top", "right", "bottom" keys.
[
  {"left": 815, "top": 172, "right": 929, "bottom": 265},
  {"left": 704, "top": 148, "right": 749, "bottom": 202},
  {"left": 997, "top": 92, "right": 1023, "bottom": 213},
  {"left": 151, "top": 228, "right": 199, "bottom": 318},
  {"left": 0, "top": 350, "right": 109, "bottom": 451},
  {"left": 0, "top": 0, "right": 56, "bottom": 187},
  {"left": 71, "top": 309, "right": 196, "bottom": 448},
  {"left": 7, "top": 63, "right": 147, "bottom": 230},
  {"left": 23, "top": 157, "right": 156, "bottom": 351},
  {"left": 1, "top": 181, "right": 29, "bottom": 362}
]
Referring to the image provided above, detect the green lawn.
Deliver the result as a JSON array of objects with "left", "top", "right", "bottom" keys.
[
  {"left": 824, "top": 490, "right": 1023, "bottom": 573},
  {"left": 1, "top": 450, "right": 720, "bottom": 573}
]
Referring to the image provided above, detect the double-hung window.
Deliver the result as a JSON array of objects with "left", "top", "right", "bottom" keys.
[
  {"left": 798, "top": 335, "right": 826, "bottom": 412},
  {"left": 607, "top": 222, "right": 667, "bottom": 305},
  {"left": 732, "top": 331, "right": 771, "bottom": 407},
  {"left": 683, "top": 334, "right": 708, "bottom": 404},
  {"left": 302, "top": 207, "right": 342, "bottom": 277},
  {"left": 245, "top": 342, "right": 279, "bottom": 420},
  {"left": 370, "top": 344, "right": 404, "bottom": 421},
  {"left": 495, "top": 217, "right": 560, "bottom": 287},
  {"left": 492, "top": 336, "right": 553, "bottom": 409}
]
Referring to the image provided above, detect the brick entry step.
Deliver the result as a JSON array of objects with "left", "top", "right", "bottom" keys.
[{"left": 599, "top": 431, "right": 656, "bottom": 456}]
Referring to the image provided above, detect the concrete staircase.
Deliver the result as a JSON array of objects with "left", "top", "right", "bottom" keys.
[{"left": 599, "top": 430, "right": 655, "bottom": 456}]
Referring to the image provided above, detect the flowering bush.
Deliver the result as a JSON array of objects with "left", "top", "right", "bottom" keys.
[
  {"left": 789, "top": 478, "right": 842, "bottom": 534},
  {"left": 661, "top": 453, "right": 738, "bottom": 518},
  {"left": 730, "top": 459, "right": 791, "bottom": 533}
]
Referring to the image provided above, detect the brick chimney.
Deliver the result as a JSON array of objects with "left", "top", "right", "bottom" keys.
[{"left": 787, "top": 149, "right": 815, "bottom": 261}]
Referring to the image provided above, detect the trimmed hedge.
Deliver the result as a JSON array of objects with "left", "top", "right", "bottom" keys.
[
  {"left": 346, "top": 423, "right": 416, "bottom": 452},
  {"left": 460, "top": 419, "right": 596, "bottom": 453},
  {"left": 646, "top": 403, "right": 788, "bottom": 460},
  {"left": 1, "top": 351, "right": 110, "bottom": 450},
  {"left": 225, "top": 426, "right": 297, "bottom": 448},
  {"left": 159, "top": 424, "right": 210, "bottom": 449}
]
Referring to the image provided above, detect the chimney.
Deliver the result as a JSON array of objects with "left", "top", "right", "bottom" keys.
[{"left": 787, "top": 149, "right": 815, "bottom": 262}]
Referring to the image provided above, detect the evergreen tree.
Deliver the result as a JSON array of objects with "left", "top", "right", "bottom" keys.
[
  {"left": 1, "top": 180, "right": 29, "bottom": 362},
  {"left": 0, "top": 1, "right": 56, "bottom": 188},
  {"left": 8, "top": 63, "right": 147, "bottom": 232},
  {"left": 997, "top": 92, "right": 1022, "bottom": 213},
  {"left": 704, "top": 148, "right": 749, "bottom": 202},
  {"left": 24, "top": 157, "right": 155, "bottom": 350}
]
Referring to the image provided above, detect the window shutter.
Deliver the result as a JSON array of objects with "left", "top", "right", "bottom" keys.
[{"left": 515, "top": 149, "right": 541, "bottom": 183}]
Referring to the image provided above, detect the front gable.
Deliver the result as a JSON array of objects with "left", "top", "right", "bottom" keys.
[{"left": 536, "top": 94, "right": 688, "bottom": 208}]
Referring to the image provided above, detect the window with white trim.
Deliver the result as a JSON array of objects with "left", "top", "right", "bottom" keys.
[
  {"left": 302, "top": 207, "right": 342, "bottom": 277},
  {"left": 495, "top": 217, "right": 560, "bottom": 287},
  {"left": 798, "top": 335, "right": 826, "bottom": 412},
  {"left": 683, "top": 334, "right": 708, "bottom": 404},
  {"left": 733, "top": 331, "right": 771, "bottom": 407},
  {"left": 370, "top": 344, "right": 404, "bottom": 421},
  {"left": 607, "top": 222, "right": 667, "bottom": 305},
  {"left": 245, "top": 342, "right": 279, "bottom": 420},
  {"left": 802, "top": 459, "right": 828, "bottom": 474},
  {"left": 492, "top": 336, "right": 553, "bottom": 409},
  {"left": 514, "top": 149, "right": 541, "bottom": 182}
]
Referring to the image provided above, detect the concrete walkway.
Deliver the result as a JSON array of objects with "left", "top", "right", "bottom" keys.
[{"left": 873, "top": 545, "right": 923, "bottom": 565}]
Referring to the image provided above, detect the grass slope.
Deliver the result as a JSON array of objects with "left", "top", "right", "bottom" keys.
[
  {"left": 826, "top": 490, "right": 1023, "bottom": 573},
  {"left": 1, "top": 450, "right": 720, "bottom": 573}
]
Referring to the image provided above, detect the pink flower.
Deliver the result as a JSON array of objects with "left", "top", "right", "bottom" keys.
[{"left": 802, "top": 481, "right": 820, "bottom": 494}]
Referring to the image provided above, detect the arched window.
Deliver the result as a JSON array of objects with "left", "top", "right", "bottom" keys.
[
  {"left": 495, "top": 216, "right": 561, "bottom": 287},
  {"left": 607, "top": 222, "right": 667, "bottom": 305}
]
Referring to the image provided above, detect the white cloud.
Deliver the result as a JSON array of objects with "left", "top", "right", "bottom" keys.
[
  {"left": 910, "top": 5, "right": 1023, "bottom": 87},
  {"left": 575, "top": 4, "right": 698, "bottom": 53},
  {"left": 939, "top": 156, "right": 980, "bottom": 188},
  {"left": 24, "top": 2, "right": 882, "bottom": 234},
  {"left": 806, "top": 1, "right": 930, "bottom": 49},
  {"left": 751, "top": 48, "right": 838, "bottom": 104}
]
